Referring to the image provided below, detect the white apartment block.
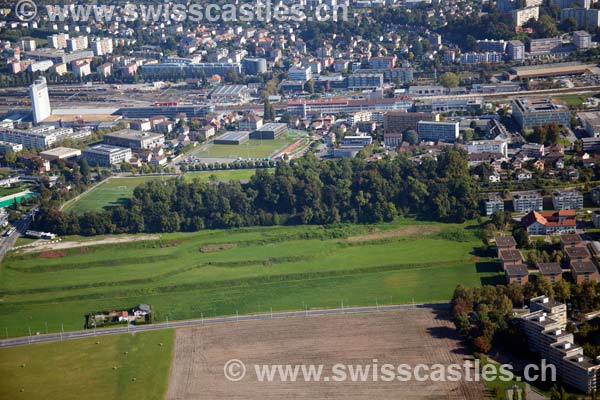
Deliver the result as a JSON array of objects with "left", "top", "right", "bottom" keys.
[{"left": 467, "top": 140, "right": 508, "bottom": 158}]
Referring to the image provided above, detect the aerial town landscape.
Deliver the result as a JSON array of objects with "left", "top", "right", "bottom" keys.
[{"left": 1, "top": 0, "right": 600, "bottom": 398}]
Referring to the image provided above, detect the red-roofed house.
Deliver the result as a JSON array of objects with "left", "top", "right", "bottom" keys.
[{"left": 521, "top": 210, "right": 576, "bottom": 235}]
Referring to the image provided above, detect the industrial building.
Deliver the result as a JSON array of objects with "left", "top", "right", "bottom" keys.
[
  {"left": 578, "top": 112, "right": 600, "bottom": 137},
  {"left": 208, "top": 85, "right": 250, "bottom": 103}
]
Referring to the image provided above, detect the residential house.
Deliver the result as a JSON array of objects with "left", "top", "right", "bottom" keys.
[
  {"left": 571, "top": 260, "right": 599, "bottom": 284},
  {"left": 495, "top": 235, "right": 517, "bottom": 257},
  {"left": 538, "top": 263, "right": 563, "bottom": 284},
  {"left": 500, "top": 249, "right": 523, "bottom": 270},
  {"left": 506, "top": 264, "right": 529, "bottom": 286}
]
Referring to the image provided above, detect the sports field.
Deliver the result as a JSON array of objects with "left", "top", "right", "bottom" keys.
[
  {"left": 65, "top": 171, "right": 261, "bottom": 214},
  {"left": 63, "top": 177, "right": 162, "bottom": 214},
  {"left": 0, "top": 219, "right": 502, "bottom": 338},
  {"left": 0, "top": 329, "right": 174, "bottom": 400},
  {"left": 199, "top": 136, "right": 296, "bottom": 159}
]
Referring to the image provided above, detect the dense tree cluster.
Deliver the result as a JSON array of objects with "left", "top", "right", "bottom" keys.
[{"left": 35, "top": 147, "right": 480, "bottom": 235}]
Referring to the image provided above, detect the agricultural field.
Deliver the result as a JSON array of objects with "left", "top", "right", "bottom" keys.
[
  {"left": 0, "top": 329, "right": 174, "bottom": 400},
  {"left": 199, "top": 135, "right": 297, "bottom": 159},
  {"left": 166, "top": 308, "right": 487, "bottom": 400},
  {"left": 0, "top": 219, "right": 503, "bottom": 338}
]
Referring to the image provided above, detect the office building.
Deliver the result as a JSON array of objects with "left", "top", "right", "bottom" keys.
[
  {"left": 507, "top": 40, "right": 526, "bottom": 61},
  {"left": 511, "top": 98, "right": 571, "bottom": 129},
  {"left": 384, "top": 111, "right": 438, "bottom": 133},
  {"left": 417, "top": 121, "right": 459, "bottom": 142},
  {"left": 242, "top": 58, "right": 267, "bottom": 75},
  {"left": 104, "top": 129, "right": 165, "bottom": 150},
  {"left": 529, "top": 37, "right": 563, "bottom": 55},
  {"left": 288, "top": 66, "right": 312, "bottom": 81},
  {"left": 512, "top": 191, "right": 543, "bottom": 212},
  {"left": 82, "top": 145, "right": 132, "bottom": 166},
  {"left": 573, "top": 31, "right": 592, "bottom": 50},
  {"left": 578, "top": 112, "right": 600, "bottom": 137},
  {"left": 347, "top": 73, "right": 384, "bottom": 89},
  {"left": 29, "top": 77, "right": 51, "bottom": 124}
]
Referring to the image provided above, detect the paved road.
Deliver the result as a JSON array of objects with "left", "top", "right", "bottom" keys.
[
  {"left": 0, "top": 302, "right": 450, "bottom": 348},
  {"left": 0, "top": 208, "right": 35, "bottom": 263}
]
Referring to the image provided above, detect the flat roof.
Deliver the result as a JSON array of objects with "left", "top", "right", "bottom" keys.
[
  {"left": 40, "top": 146, "right": 81, "bottom": 158},
  {"left": 254, "top": 123, "right": 287, "bottom": 131},
  {"left": 216, "top": 131, "right": 249, "bottom": 141},
  {"left": 105, "top": 129, "right": 164, "bottom": 141},
  {"left": 84, "top": 144, "right": 130, "bottom": 154}
]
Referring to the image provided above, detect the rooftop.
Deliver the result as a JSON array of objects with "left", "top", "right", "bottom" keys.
[
  {"left": 505, "top": 264, "right": 529, "bottom": 276},
  {"left": 571, "top": 260, "right": 598, "bottom": 274},
  {"left": 537, "top": 263, "right": 563, "bottom": 275},
  {"left": 499, "top": 249, "right": 522, "bottom": 261},
  {"left": 495, "top": 236, "right": 517, "bottom": 248}
]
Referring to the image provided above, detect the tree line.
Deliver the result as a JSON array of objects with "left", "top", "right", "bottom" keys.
[{"left": 35, "top": 147, "right": 479, "bottom": 235}]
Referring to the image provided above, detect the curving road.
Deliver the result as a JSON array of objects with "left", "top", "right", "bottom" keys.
[{"left": 0, "top": 302, "right": 450, "bottom": 348}]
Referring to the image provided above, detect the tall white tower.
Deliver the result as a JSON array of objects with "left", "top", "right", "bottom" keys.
[{"left": 29, "top": 77, "right": 51, "bottom": 124}]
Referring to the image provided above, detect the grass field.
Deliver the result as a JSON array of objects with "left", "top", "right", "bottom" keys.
[
  {"left": 65, "top": 171, "right": 262, "bottom": 214},
  {"left": 555, "top": 94, "right": 588, "bottom": 108},
  {"left": 0, "top": 330, "right": 174, "bottom": 400},
  {"left": 199, "top": 136, "right": 296, "bottom": 159},
  {"left": 0, "top": 219, "right": 502, "bottom": 338}
]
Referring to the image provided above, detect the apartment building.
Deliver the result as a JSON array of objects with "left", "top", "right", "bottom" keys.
[
  {"left": 485, "top": 195, "right": 505, "bottom": 216},
  {"left": 467, "top": 140, "right": 508, "bottom": 158},
  {"left": 552, "top": 190, "right": 584, "bottom": 210},
  {"left": 519, "top": 296, "right": 600, "bottom": 394},
  {"left": 512, "top": 191, "right": 543, "bottom": 212}
]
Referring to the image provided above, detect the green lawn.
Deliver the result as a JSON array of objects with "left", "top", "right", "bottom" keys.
[
  {"left": 14, "top": 237, "right": 37, "bottom": 247},
  {"left": 0, "top": 220, "right": 503, "bottom": 337},
  {"left": 63, "top": 177, "right": 163, "bottom": 214},
  {"left": 0, "top": 330, "right": 174, "bottom": 400},
  {"left": 199, "top": 136, "right": 295, "bottom": 159},
  {"left": 556, "top": 94, "right": 588, "bottom": 108}
]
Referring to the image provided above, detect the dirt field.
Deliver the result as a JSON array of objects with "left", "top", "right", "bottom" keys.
[
  {"left": 18, "top": 235, "right": 161, "bottom": 254},
  {"left": 166, "top": 308, "right": 488, "bottom": 400}
]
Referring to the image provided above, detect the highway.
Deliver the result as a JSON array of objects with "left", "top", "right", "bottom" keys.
[{"left": 0, "top": 302, "right": 449, "bottom": 348}]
